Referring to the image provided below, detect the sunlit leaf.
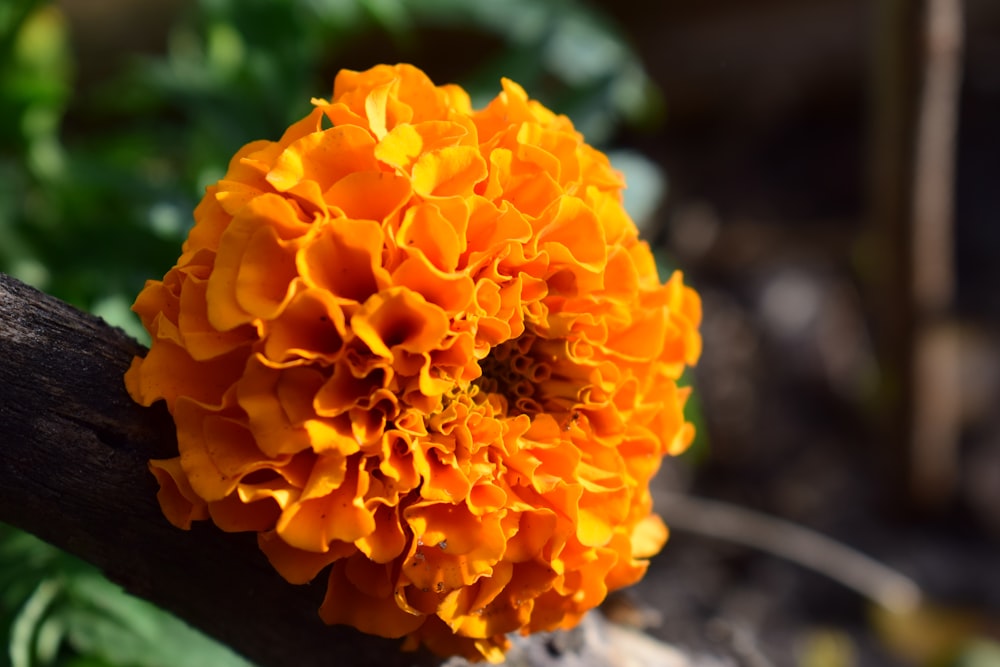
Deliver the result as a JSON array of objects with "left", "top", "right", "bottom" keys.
[
  {"left": 9, "top": 579, "right": 60, "bottom": 667},
  {"left": 59, "top": 573, "right": 253, "bottom": 667}
]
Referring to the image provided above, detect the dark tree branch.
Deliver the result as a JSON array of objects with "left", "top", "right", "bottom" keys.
[{"left": 0, "top": 272, "right": 441, "bottom": 667}]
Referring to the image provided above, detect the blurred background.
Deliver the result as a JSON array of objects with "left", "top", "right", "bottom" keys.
[{"left": 1, "top": 0, "right": 998, "bottom": 665}]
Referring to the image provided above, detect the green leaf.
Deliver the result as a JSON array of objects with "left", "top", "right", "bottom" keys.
[
  {"left": 0, "top": 527, "right": 254, "bottom": 667},
  {"left": 9, "top": 580, "right": 61, "bottom": 667},
  {"left": 59, "top": 574, "right": 254, "bottom": 667}
]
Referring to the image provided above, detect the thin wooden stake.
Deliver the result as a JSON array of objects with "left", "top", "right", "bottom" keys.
[{"left": 869, "top": 0, "right": 964, "bottom": 509}]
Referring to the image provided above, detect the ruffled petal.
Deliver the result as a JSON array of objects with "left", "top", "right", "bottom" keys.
[
  {"left": 319, "top": 558, "right": 425, "bottom": 638},
  {"left": 148, "top": 458, "right": 208, "bottom": 529}
]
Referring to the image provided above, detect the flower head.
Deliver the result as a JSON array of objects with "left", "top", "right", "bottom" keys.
[{"left": 126, "top": 63, "right": 701, "bottom": 662}]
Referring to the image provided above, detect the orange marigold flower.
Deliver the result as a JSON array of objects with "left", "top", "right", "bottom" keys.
[{"left": 125, "top": 63, "right": 702, "bottom": 662}]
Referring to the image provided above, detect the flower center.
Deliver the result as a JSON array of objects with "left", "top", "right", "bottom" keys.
[{"left": 475, "top": 333, "right": 580, "bottom": 421}]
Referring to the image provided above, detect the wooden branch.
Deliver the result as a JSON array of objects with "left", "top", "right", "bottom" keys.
[{"left": 0, "top": 272, "right": 441, "bottom": 667}]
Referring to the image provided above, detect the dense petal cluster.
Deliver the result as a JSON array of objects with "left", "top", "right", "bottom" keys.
[{"left": 125, "top": 63, "right": 701, "bottom": 661}]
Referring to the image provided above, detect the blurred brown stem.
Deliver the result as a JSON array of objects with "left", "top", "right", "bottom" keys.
[
  {"left": 658, "top": 493, "right": 922, "bottom": 614},
  {"left": 870, "top": 0, "right": 964, "bottom": 510}
]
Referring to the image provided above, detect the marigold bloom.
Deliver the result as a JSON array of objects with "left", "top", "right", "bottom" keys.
[{"left": 126, "top": 63, "right": 702, "bottom": 662}]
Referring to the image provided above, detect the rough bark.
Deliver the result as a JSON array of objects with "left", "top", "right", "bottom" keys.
[{"left": 0, "top": 272, "right": 440, "bottom": 667}]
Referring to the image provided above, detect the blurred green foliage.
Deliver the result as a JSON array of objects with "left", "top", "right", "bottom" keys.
[
  {"left": 0, "top": 526, "right": 251, "bottom": 667},
  {"left": 0, "top": 0, "right": 664, "bottom": 665},
  {"left": 957, "top": 641, "right": 1000, "bottom": 667}
]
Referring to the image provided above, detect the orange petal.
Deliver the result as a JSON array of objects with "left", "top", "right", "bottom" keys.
[
  {"left": 350, "top": 288, "right": 450, "bottom": 358},
  {"left": 411, "top": 441, "right": 472, "bottom": 503},
  {"left": 515, "top": 123, "right": 581, "bottom": 185},
  {"left": 207, "top": 493, "right": 280, "bottom": 533},
  {"left": 535, "top": 196, "right": 607, "bottom": 273},
  {"left": 396, "top": 199, "right": 465, "bottom": 272},
  {"left": 576, "top": 484, "right": 629, "bottom": 548},
  {"left": 236, "top": 466, "right": 305, "bottom": 509},
  {"left": 343, "top": 551, "right": 398, "bottom": 600},
  {"left": 603, "top": 530, "right": 651, "bottom": 592},
  {"left": 500, "top": 167, "right": 563, "bottom": 219},
  {"left": 403, "top": 501, "right": 506, "bottom": 560},
  {"left": 258, "top": 530, "right": 355, "bottom": 584},
  {"left": 411, "top": 146, "right": 488, "bottom": 198},
  {"left": 131, "top": 277, "right": 179, "bottom": 339},
  {"left": 376, "top": 120, "right": 472, "bottom": 172},
  {"left": 463, "top": 195, "right": 531, "bottom": 259},
  {"left": 410, "top": 615, "right": 509, "bottom": 662},
  {"left": 175, "top": 398, "right": 287, "bottom": 501},
  {"left": 206, "top": 194, "right": 309, "bottom": 331},
  {"left": 319, "top": 559, "right": 425, "bottom": 638},
  {"left": 261, "top": 287, "right": 346, "bottom": 364},
  {"left": 276, "top": 456, "right": 374, "bottom": 551},
  {"left": 312, "top": 350, "right": 391, "bottom": 411},
  {"left": 297, "top": 218, "right": 390, "bottom": 303},
  {"left": 234, "top": 226, "right": 300, "bottom": 320},
  {"left": 630, "top": 513, "right": 668, "bottom": 560},
  {"left": 390, "top": 253, "right": 474, "bottom": 316},
  {"left": 324, "top": 170, "right": 411, "bottom": 222},
  {"left": 266, "top": 125, "right": 378, "bottom": 194},
  {"left": 299, "top": 450, "right": 350, "bottom": 500},
  {"left": 555, "top": 545, "right": 618, "bottom": 613},
  {"left": 603, "top": 305, "right": 668, "bottom": 362},
  {"left": 236, "top": 359, "right": 328, "bottom": 457},
  {"left": 374, "top": 123, "right": 423, "bottom": 171},
  {"left": 178, "top": 274, "right": 255, "bottom": 361},
  {"left": 376, "top": 431, "right": 420, "bottom": 492},
  {"left": 578, "top": 141, "right": 626, "bottom": 191},
  {"left": 201, "top": 137, "right": 278, "bottom": 219},
  {"left": 356, "top": 502, "right": 407, "bottom": 564},
  {"left": 148, "top": 458, "right": 208, "bottom": 529},
  {"left": 124, "top": 340, "right": 245, "bottom": 411},
  {"left": 503, "top": 510, "right": 557, "bottom": 563},
  {"left": 436, "top": 560, "right": 513, "bottom": 632}
]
